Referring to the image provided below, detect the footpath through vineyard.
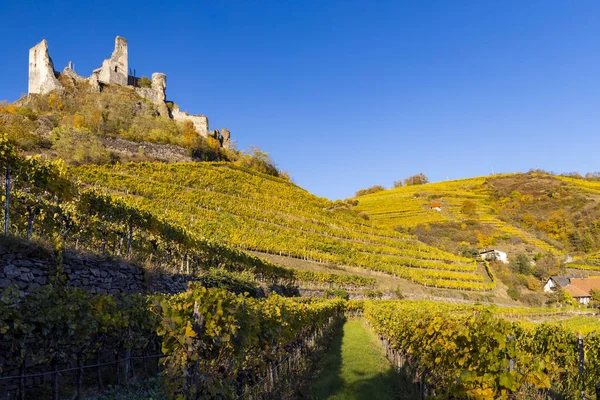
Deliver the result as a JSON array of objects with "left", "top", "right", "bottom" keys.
[{"left": 310, "top": 319, "right": 417, "bottom": 399}]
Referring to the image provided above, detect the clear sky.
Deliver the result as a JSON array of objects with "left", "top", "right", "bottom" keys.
[{"left": 1, "top": 1, "right": 599, "bottom": 200}]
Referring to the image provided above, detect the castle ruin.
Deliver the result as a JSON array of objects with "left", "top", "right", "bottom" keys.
[{"left": 28, "top": 36, "right": 229, "bottom": 147}]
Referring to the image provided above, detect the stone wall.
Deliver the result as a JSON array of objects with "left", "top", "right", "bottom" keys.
[
  {"left": 96, "top": 36, "right": 128, "bottom": 86},
  {"left": 171, "top": 105, "right": 209, "bottom": 138},
  {"left": 100, "top": 136, "right": 194, "bottom": 162},
  {"left": 0, "top": 242, "right": 196, "bottom": 296},
  {"left": 222, "top": 128, "right": 231, "bottom": 149},
  {"left": 61, "top": 63, "right": 86, "bottom": 82},
  {"left": 25, "top": 36, "right": 229, "bottom": 145},
  {"left": 28, "top": 40, "right": 63, "bottom": 95}
]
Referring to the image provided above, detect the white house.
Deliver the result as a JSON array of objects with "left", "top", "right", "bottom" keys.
[
  {"left": 543, "top": 276, "right": 575, "bottom": 293},
  {"left": 543, "top": 276, "right": 600, "bottom": 305},
  {"left": 480, "top": 249, "right": 508, "bottom": 264}
]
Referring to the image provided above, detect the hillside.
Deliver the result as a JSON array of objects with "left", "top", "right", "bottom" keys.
[
  {"left": 0, "top": 80, "right": 496, "bottom": 294},
  {"left": 73, "top": 162, "right": 492, "bottom": 291},
  {"left": 3, "top": 47, "right": 600, "bottom": 400},
  {"left": 354, "top": 172, "right": 600, "bottom": 258}
]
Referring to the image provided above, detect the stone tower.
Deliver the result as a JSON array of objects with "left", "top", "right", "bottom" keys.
[
  {"left": 97, "top": 36, "right": 128, "bottom": 86},
  {"left": 28, "top": 40, "right": 63, "bottom": 95},
  {"left": 151, "top": 72, "right": 167, "bottom": 102}
]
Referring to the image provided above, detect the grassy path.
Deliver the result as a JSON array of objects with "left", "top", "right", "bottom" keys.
[{"left": 309, "top": 319, "right": 417, "bottom": 400}]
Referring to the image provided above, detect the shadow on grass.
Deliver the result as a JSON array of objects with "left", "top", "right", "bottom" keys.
[
  {"left": 307, "top": 319, "right": 345, "bottom": 398},
  {"left": 307, "top": 320, "right": 419, "bottom": 400}
]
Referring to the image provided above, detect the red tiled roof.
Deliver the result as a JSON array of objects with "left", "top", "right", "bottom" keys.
[{"left": 564, "top": 277, "right": 600, "bottom": 298}]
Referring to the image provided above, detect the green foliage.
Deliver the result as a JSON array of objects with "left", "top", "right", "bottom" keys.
[
  {"left": 187, "top": 134, "right": 222, "bottom": 161},
  {"left": 0, "top": 113, "right": 43, "bottom": 150},
  {"left": 1, "top": 283, "right": 343, "bottom": 398},
  {"left": 510, "top": 253, "right": 532, "bottom": 275},
  {"left": 122, "top": 115, "right": 182, "bottom": 146},
  {"left": 365, "top": 289, "right": 383, "bottom": 299},
  {"left": 138, "top": 76, "right": 152, "bottom": 89},
  {"left": 197, "top": 268, "right": 261, "bottom": 297},
  {"left": 235, "top": 146, "right": 281, "bottom": 178},
  {"left": 50, "top": 127, "right": 111, "bottom": 165},
  {"left": 324, "top": 288, "right": 349, "bottom": 300},
  {"left": 364, "top": 300, "right": 600, "bottom": 398},
  {"left": 545, "top": 288, "right": 575, "bottom": 306},
  {"left": 0, "top": 284, "right": 157, "bottom": 376},
  {"left": 153, "top": 286, "right": 344, "bottom": 398},
  {"left": 459, "top": 246, "right": 480, "bottom": 259},
  {"left": 507, "top": 286, "right": 521, "bottom": 300}
]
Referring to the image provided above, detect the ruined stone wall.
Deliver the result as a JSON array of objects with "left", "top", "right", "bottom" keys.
[
  {"left": 151, "top": 72, "right": 166, "bottom": 101},
  {"left": 28, "top": 40, "right": 63, "bottom": 95},
  {"left": 171, "top": 105, "right": 209, "bottom": 137},
  {"left": 97, "top": 36, "right": 128, "bottom": 86},
  {"left": 134, "top": 87, "right": 164, "bottom": 105},
  {"left": 61, "top": 63, "right": 86, "bottom": 82},
  {"left": 133, "top": 73, "right": 169, "bottom": 116},
  {"left": 26, "top": 36, "right": 229, "bottom": 144},
  {"left": 222, "top": 128, "right": 231, "bottom": 149}
]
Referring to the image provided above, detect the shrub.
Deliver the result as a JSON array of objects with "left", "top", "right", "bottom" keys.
[
  {"left": 325, "top": 288, "right": 349, "bottom": 300},
  {"left": 510, "top": 253, "right": 532, "bottom": 275},
  {"left": 459, "top": 246, "right": 480, "bottom": 259},
  {"left": 460, "top": 200, "right": 477, "bottom": 217},
  {"left": 403, "top": 173, "right": 429, "bottom": 186},
  {"left": 123, "top": 115, "right": 181, "bottom": 145},
  {"left": 365, "top": 289, "right": 383, "bottom": 299},
  {"left": 0, "top": 114, "right": 42, "bottom": 150},
  {"left": 507, "top": 286, "right": 520, "bottom": 300},
  {"left": 392, "top": 287, "right": 404, "bottom": 299},
  {"left": 138, "top": 76, "right": 152, "bottom": 88},
  {"left": 50, "top": 127, "right": 110, "bottom": 165},
  {"left": 236, "top": 147, "right": 280, "bottom": 177},
  {"left": 355, "top": 185, "right": 385, "bottom": 197}
]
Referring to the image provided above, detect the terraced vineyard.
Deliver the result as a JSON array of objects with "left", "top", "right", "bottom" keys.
[
  {"left": 73, "top": 162, "right": 492, "bottom": 290},
  {"left": 355, "top": 177, "right": 492, "bottom": 228},
  {"left": 354, "top": 174, "right": 576, "bottom": 254}
]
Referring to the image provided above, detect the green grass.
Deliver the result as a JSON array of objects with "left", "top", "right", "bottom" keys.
[{"left": 310, "top": 319, "right": 417, "bottom": 400}]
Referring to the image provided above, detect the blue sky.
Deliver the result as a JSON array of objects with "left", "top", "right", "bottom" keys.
[{"left": 1, "top": 1, "right": 599, "bottom": 199}]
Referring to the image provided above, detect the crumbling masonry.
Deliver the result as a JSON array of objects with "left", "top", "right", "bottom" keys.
[{"left": 28, "top": 36, "right": 230, "bottom": 147}]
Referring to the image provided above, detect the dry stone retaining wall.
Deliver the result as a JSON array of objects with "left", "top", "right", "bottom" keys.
[{"left": 0, "top": 246, "right": 195, "bottom": 296}]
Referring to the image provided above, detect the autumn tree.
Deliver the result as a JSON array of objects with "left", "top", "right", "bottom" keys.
[
  {"left": 510, "top": 253, "right": 531, "bottom": 275},
  {"left": 403, "top": 173, "right": 429, "bottom": 186}
]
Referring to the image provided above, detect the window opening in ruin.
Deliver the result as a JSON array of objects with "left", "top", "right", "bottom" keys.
[{"left": 114, "top": 66, "right": 118, "bottom": 73}]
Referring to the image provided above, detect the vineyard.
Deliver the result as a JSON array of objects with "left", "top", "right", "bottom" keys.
[
  {"left": 362, "top": 300, "right": 600, "bottom": 399},
  {"left": 72, "top": 162, "right": 493, "bottom": 290},
  {"left": 353, "top": 172, "right": 600, "bottom": 256},
  {"left": 0, "top": 283, "right": 345, "bottom": 399},
  {"left": 5, "top": 80, "right": 600, "bottom": 400}
]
